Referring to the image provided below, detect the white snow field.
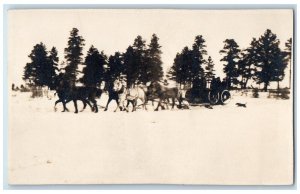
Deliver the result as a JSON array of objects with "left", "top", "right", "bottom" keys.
[{"left": 8, "top": 91, "right": 293, "bottom": 185}]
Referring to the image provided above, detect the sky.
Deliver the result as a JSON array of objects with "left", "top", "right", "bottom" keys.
[{"left": 8, "top": 9, "right": 293, "bottom": 86}]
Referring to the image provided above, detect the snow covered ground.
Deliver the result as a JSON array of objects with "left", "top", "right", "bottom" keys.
[{"left": 8, "top": 91, "right": 293, "bottom": 185}]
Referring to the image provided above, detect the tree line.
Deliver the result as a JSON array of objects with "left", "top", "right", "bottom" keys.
[
  {"left": 168, "top": 29, "right": 292, "bottom": 91},
  {"left": 23, "top": 28, "right": 164, "bottom": 89},
  {"left": 23, "top": 28, "right": 291, "bottom": 91}
]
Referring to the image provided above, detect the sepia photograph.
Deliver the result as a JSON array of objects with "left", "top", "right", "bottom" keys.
[{"left": 7, "top": 8, "right": 294, "bottom": 185}]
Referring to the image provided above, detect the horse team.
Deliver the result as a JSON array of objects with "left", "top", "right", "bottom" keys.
[{"left": 54, "top": 78, "right": 184, "bottom": 113}]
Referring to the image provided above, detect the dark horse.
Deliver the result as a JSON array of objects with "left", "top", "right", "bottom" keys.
[
  {"left": 148, "top": 81, "right": 183, "bottom": 111},
  {"left": 53, "top": 76, "right": 102, "bottom": 113},
  {"left": 104, "top": 81, "right": 125, "bottom": 111},
  {"left": 54, "top": 86, "right": 102, "bottom": 113}
]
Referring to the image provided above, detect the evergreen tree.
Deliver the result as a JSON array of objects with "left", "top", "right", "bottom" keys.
[
  {"left": 23, "top": 62, "right": 35, "bottom": 85},
  {"left": 64, "top": 28, "right": 85, "bottom": 86},
  {"left": 123, "top": 35, "right": 147, "bottom": 86},
  {"left": 49, "top": 47, "right": 59, "bottom": 72},
  {"left": 144, "top": 34, "right": 164, "bottom": 83},
  {"left": 204, "top": 56, "right": 215, "bottom": 80},
  {"left": 124, "top": 46, "right": 138, "bottom": 87},
  {"left": 106, "top": 52, "right": 124, "bottom": 83},
  {"left": 190, "top": 35, "right": 207, "bottom": 83},
  {"left": 252, "top": 29, "right": 288, "bottom": 91},
  {"left": 23, "top": 42, "right": 56, "bottom": 88},
  {"left": 81, "top": 46, "right": 107, "bottom": 87},
  {"left": 285, "top": 38, "right": 292, "bottom": 57},
  {"left": 168, "top": 52, "right": 184, "bottom": 86},
  {"left": 59, "top": 61, "right": 66, "bottom": 73},
  {"left": 168, "top": 47, "right": 192, "bottom": 86},
  {"left": 285, "top": 38, "right": 292, "bottom": 89},
  {"left": 132, "top": 35, "right": 147, "bottom": 84},
  {"left": 238, "top": 38, "right": 258, "bottom": 89},
  {"left": 48, "top": 47, "right": 59, "bottom": 88},
  {"left": 220, "top": 39, "right": 241, "bottom": 88}
]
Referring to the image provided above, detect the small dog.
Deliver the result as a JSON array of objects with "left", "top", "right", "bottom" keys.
[
  {"left": 236, "top": 103, "right": 247, "bottom": 108},
  {"left": 204, "top": 104, "right": 213, "bottom": 109}
]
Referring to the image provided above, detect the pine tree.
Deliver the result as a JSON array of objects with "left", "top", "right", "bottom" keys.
[
  {"left": 252, "top": 29, "right": 288, "bottom": 91},
  {"left": 204, "top": 56, "right": 215, "bottom": 80},
  {"left": 168, "top": 47, "right": 192, "bottom": 87},
  {"left": 23, "top": 62, "right": 35, "bottom": 86},
  {"left": 123, "top": 35, "right": 147, "bottom": 86},
  {"left": 238, "top": 38, "right": 258, "bottom": 89},
  {"left": 124, "top": 46, "right": 138, "bottom": 87},
  {"left": 81, "top": 45, "right": 107, "bottom": 87},
  {"left": 285, "top": 38, "right": 292, "bottom": 57},
  {"left": 64, "top": 28, "right": 85, "bottom": 86},
  {"left": 48, "top": 47, "right": 59, "bottom": 89},
  {"left": 190, "top": 35, "right": 207, "bottom": 84},
  {"left": 144, "top": 34, "right": 164, "bottom": 83},
  {"left": 59, "top": 61, "right": 66, "bottom": 73},
  {"left": 132, "top": 35, "right": 147, "bottom": 84},
  {"left": 220, "top": 39, "right": 241, "bottom": 88},
  {"left": 168, "top": 53, "right": 184, "bottom": 86},
  {"left": 23, "top": 42, "right": 56, "bottom": 88},
  {"left": 285, "top": 38, "right": 292, "bottom": 89},
  {"left": 106, "top": 52, "right": 124, "bottom": 83}
]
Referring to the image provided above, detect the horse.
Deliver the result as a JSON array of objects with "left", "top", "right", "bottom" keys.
[
  {"left": 148, "top": 81, "right": 183, "bottom": 111},
  {"left": 54, "top": 86, "right": 102, "bottom": 113},
  {"left": 105, "top": 79, "right": 147, "bottom": 112},
  {"left": 104, "top": 80, "right": 124, "bottom": 112},
  {"left": 54, "top": 88, "right": 93, "bottom": 113},
  {"left": 123, "top": 83, "right": 147, "bottom": 112},
  {"left": 53, "top": 77, "right": 102, "bottom": 113}
]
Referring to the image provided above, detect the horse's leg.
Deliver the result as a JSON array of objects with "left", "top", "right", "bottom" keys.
[
  {"left": 62, "top": 100, "right": 69, "bottom": 112},
  {"left": 168, "top": 98, "right": 172, "bottom": 109},
  {"left": 90, "top": 98, "right": 98, "bottom": 113},
  {"left": 56, "top": 99, "right": 68, "bottom": 112},
  {"left": 60, "top": 98, "right": 71, "bottom": 112},
  {"left": 54, "top": 99, "right": 61, "bottom": 112},
  {"left": 82, "top": 99, "right": 93, "bottom": 112},
  {"left": 155, "top": 99, "right": 161, "bottom": 111},
  {"left": 114, "top": 100, "right": 120, "bottom": 112},
  {"left": 119, "top": 101, "right": 123, "bottom": 111},
  {"left": 143, "top": 100, "right": 147, "bottom": 111},
  {"left": 177, "top": 95, "right": 182, "bottom": 109},
  {"left": 171, "top": 97, "right": 176, "bottom": 109},
  {"left": 134, "top": 99, "right": 138, "bottom": 112},
  {"left": 80, "top": 100, "right": 87, "bottom": 112},
  {"left": 142, "top": 97, "right": 147, "bottom": 111},
  {"left": 73, "top": 100, "right": 78, "bottom": 114},
  {"left": 124, "top": 100, "right": 130, "bottom": 112},
  {"left": 120, "top": 99, "right": 125, "bottom": 111},
  {"left": 163, "top": 99, "right": 169, "bottom": 110},
  {"left": 104, "top": 97, "right": 112, "bottom": 111},
  {"left": 132, "top": 100, "right": 137, "bottom": 112}
]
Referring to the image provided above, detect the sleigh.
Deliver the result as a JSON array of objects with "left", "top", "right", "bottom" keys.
[{"left": 185, "top": 80, "right": 231, "bottom": 105}]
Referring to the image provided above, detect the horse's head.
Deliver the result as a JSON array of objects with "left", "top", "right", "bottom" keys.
[
  {"left": 113, "top": 79, "right": 124, "bottom": 92},
  {"left": 148, "top": 81, "right": 161, "bottom": 95},
  {"left": 96, "top": 88, "right": 103, "bottom": 98}
]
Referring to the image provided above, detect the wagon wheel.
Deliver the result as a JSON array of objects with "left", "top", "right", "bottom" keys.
[
  {"left": 220, "top": 90, "right": 231, "bottom": 105},
  {"left": 208, "top": 91, "right": 219, "bottom": 105}
]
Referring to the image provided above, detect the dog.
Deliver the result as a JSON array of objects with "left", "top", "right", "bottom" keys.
[
  {"left": 204, "top": 104, "right": 213, "bottom": 109},
  {"left": 236, "top": 103, "right": 247, "bottom": 108}
]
